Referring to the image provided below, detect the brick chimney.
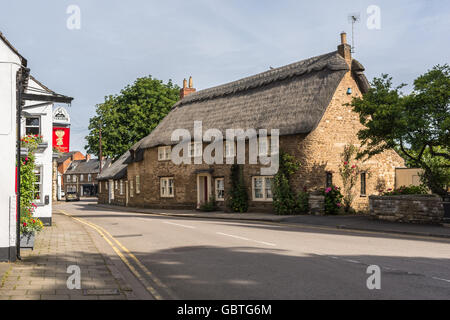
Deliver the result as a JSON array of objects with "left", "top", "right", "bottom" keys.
[
  {"left": 180, "top": 76, "right": 196, "bottom": 99},
  {"left": 86, "top": 154, "right": 91, "bottom": 162},
  {"left": 337, "top": 32, "right": 352, "bottom": 64}
]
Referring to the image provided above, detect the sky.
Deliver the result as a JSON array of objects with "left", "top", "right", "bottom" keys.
[{"left": 1, "top": 0, "right": 449, "bottom": 153}]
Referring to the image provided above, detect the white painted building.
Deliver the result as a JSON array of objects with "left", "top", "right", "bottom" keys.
[
  {"left": 0, "top": 32, "right": 27, "bottom": 261},
  {"left": 21, "top": 76, "right": 57, "bottom": 226},
  {"left": 0, "top": 32, "right": 72, "bottom": 261}
]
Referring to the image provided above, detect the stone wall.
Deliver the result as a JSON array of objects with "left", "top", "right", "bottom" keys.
[{"left": 369, "top": 195, "right": 444, "bottom": 224}]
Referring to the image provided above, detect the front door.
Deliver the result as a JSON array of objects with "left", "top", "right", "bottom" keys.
[{"left": 197, "top": 174, "right": 211, "bottom": 208}]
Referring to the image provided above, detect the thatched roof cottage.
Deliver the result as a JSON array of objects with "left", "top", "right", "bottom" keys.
[{"left": 98, "top": 33, "right": 404, "bottom": 212}]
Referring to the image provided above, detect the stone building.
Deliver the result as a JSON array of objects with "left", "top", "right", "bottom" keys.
[
  {"left": 98, "top": 33, "right": 405, "bottom": 212},
  {"left": 53, "top": 151, "right": 86, "bottom": 200},
  {"left": 64, "top": 158, "right": 111, "bottom": 198}
]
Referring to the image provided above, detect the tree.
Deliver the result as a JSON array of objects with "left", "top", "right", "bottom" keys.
[
  {"left": 272, "top": 152, "right": 301, "bottom": 215},
  {"left": 85, "top": 76, "right": 180, "bottom": 159},
  {"left": 227, "top": 165, "right": 249, "bottom": 213},
  {"left": 350, "top": 65, "right": 450, "bottom": 197}
]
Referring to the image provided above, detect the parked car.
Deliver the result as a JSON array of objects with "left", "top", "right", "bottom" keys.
[{"left": 65, "top": 191, "right": 80, "bottom": 202}]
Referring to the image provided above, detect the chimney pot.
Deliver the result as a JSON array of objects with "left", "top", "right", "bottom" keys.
[
  {"left": 340, "top": 32, "right": 347, "bottom": 45},
  {"left": 180, "top": 76, "right": 196, "bottom": 99}
]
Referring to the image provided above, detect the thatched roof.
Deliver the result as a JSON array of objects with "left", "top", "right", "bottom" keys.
[
  {"left": 131, "top": 51, "right": 369, "bottom": 159},
  {"left": 97, "top": 152, "right": 130, "bottom": 181}
]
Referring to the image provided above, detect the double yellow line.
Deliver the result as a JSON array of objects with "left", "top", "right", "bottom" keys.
[{"left": 59, "top": 210, "right": 175, "bottom": 300}]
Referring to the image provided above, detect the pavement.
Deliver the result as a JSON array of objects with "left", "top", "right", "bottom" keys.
[
  {"left": 0, "top": 211, "right": 150, "bottom": 300},
  {"left": 96, "top": 203, "right": 450, "bottom": 239}
]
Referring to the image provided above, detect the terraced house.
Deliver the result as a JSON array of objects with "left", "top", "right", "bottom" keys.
[{"left": 98, "top": 33, "right": 405, "bottom": 212}]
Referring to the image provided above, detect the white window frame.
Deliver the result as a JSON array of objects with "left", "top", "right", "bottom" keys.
[
  {"left": 25, "top": 116, "right": 41, "bottom": 136},
  {"left": 160, "top": 177, "right": 174, "bottom": 198},
  {"left": 73, "top": 175, "right": 77, "bottom": 183},
  {"left": 34, "top": 166, "right": 43, "bottom": 203},
  {"left": 136, "top": 175, "right": 141, "bottom": 194},
  {"left": 158, "top": 146, "right": 172, "bottom": 161},
  {"left": 120, "top": 180, "right": 124, "bottom": 195},
  {"left": 252, "top": 176, "right": 274, "bottom": 202},
  {"left": 115, "top": 180, "right": 118, "bottom": 189},
  {"left": 80, "top": 174, "right": 84, "bottom": 182},
  {"left": 88, "top": 174, "right": 92, "bottom": 182},
  {"left": 130, "top": 179, "right": 134, "bottom": 197},
  {"left": 67, "top": 175, "right": 71, "bottom": 182},
  {"left": 215, "top": 178, "right": 225, "bottom": 201}
]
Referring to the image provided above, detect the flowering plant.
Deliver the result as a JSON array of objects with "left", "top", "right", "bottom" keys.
[
  {"left": 20, "top": 205, "right": 44, "bottom": 234},
  {"left": 322, "top": 185, "right": 343, "bottom": 215},
  {"left": 382, "top": 185, "right": 428, "bottom": 196},
  {"left": 21, "top": 134, "right": 43, "bottom": 151}
]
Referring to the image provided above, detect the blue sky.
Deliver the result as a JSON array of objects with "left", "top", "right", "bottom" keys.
[{"left": 1, "top": 0, "right": 449, "bottom": 153}]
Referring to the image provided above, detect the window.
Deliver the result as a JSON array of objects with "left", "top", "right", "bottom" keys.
[
  {"left": 73, "top": 175, "right": 77, "bottom": 183},
  {"left": 361, "top": 172, "right": 367, "bottom": 196},
  {"left": 158, "top": 146, "right": 172, "bottom": 161},
  {"left": 215, "top": 178, "right": 225, "bottom": 201},
  {"left": 25, "top": 117, "right": 40, "bottom": 136},
  {"left": 106, "top": 181, "right": 108, "bottom": 190},
  {"left": 120, "top": 180, "right": 124, "bottom": 195},
  {"left": 67, "top": 175, "right": 71, "bottom": 182},
  {"left": 99, "top": 181, "right": 102, "bottom": 193},
  {"left": 88, "top": 174, "right": 92, "bottom": 182},
  {"left": 115, "top": 180, "right": 118, "bottom": 189},
  {"left": 130, "top": 180, "right": 134, "bottom": 197},
  {"left": 34, "top": 167, "right": 43, "bottom": 202},
  {"left": 80, "top": 174, "right": 84, "bottom": 182},
  {"left": 160, "top": 177, "right": 174, "bottom": 198},
  {"left": 252, "top": 176, "right": 274, "bottom": 201},
  {"left": 326, "top": 172, "right": 333, "bottom": 188},
  {"left": 136, "top": 175, "right": 141, "bottom": 194},
  {"left": 224, "top": 141, "right": 236, "bottom": 158},
  {"left": 189, "top": 142, "right": 202, "bottom": 158}
]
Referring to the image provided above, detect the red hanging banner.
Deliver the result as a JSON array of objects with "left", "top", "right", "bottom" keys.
[{"left": 52, "top": 127, "right": 70, "bottom": 153}]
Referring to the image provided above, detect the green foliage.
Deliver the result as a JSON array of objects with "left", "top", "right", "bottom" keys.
[
  {"left": 85, "top": 76, "right": 180, "bottom": 159},
  {"left": 322, "top": 186, "right": 343, "bottom": 215},
  {"left": 349, "top": 65, "right": 449, "bottom": 197},
  {"left": 20, "top": 206, "right": 43, "bottom": 234},
  {"left": 338, "top": 144, "right": 367, "bottom": 212},
  {"left": 199, "top": 195, "right": 218, "bottom": 212},
  {"left": 382, "top": 185, "right": 429, "bottom": 196},
  {"left": 273, "top": 151, "right": 303, "bottom": 215},
  {"left": 19, "top": 135, "right": 44, "bottom": 234},
  {"left": 295, "top": 190, "right": 309, "bottom": 214},
  {"left": 227, "top": 165, "right": 249, "bottom": 213}
]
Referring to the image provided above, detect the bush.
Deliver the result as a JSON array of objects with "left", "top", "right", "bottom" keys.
[
  {"left": 295, "top": 190, "right": 309, "bottom": 214},
  {"left": 228, "top": 165, "right": 249, "bottom": 213},
  {"left": 273, "top": 152, "right": 301, "bottom": 215},
  {"left": 199, "top": 196, "right": 218, "bottom": 212},
  {"left": 322, "top": 186, "right": 343, "bottom": 215},
  {"left": 382, "top": 185, "right": 428, "bottom": 196}
]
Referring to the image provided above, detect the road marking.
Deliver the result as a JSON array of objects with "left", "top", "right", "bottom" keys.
[
  {"left": 432, "top": 277, "right": 450, "bottom": 283},
  {"left": 163, "top": 221, "right": 196, "bottom": 229},
  {"left": 216, "top": 232, "right": 276, "bottom": 247},
  {"left": 58, "top": 210, "right": 175, "bottom": 300}
]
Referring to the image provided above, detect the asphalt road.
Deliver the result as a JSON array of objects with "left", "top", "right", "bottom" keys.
[{"left": 57, "top": 200, "right": 450, "bottom": 300}]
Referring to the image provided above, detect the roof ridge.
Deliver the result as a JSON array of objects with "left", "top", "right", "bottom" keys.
[{"left": 174, "top": 51, "right": 347, "bottom": 108}]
